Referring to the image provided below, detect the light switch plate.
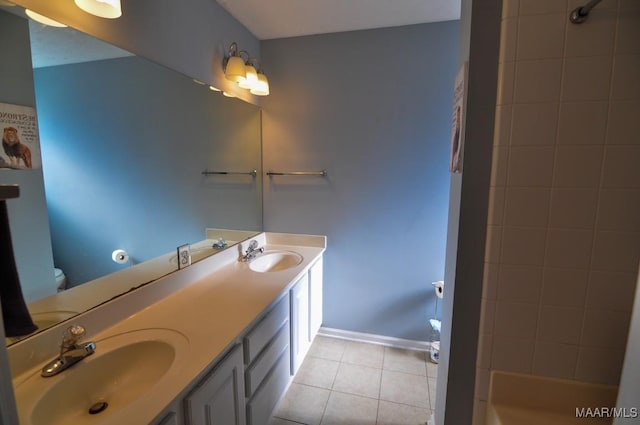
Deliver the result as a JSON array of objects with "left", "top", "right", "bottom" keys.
[{"left": 177, "top": 244, "right": 191, "bottom": 269}]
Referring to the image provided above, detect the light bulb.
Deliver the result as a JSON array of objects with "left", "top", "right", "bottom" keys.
[
  {"left": 74, "top": 0, "right": 122, "bottom": 19},
  {"left": 250, "top": 73, "right": 270, "bottom": 96},
  {"left": 238, "top": 64, "right": 258, "bottom": 89},
  {"left": 25, "top": 9, "right": 67, "bottom": 27}
]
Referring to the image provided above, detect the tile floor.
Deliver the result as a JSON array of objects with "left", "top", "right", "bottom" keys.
[{"left": 270, "top": 336, "right": 437, "bottom": 425}]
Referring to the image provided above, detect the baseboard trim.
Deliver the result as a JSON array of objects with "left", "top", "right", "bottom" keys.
[{"left": 318, "top": 327, "right": 431, "bottom": 352}]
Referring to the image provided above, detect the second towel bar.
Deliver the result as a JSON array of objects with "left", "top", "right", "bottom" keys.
[
  {"left": 202, "top": 170, "right": 257, "bottom": 177},
  {"left": 266, "top": 170, "right": 327, "bottom": 177}
]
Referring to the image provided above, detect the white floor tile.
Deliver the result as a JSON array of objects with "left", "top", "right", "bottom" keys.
[
  {"left": 308, "top": 336, "right": 347, "bottom": 361},
  {"left": 332, "top": 363, "right": 382, "bottom": 399},
  {"left": 342, "top": 341, "right": 384, "bottom": 368},
  {"left": 426, "top": 361, "right": 438, "bottom": 379},
  {"left": 380, "top": 370, "right": 430, "bottom": 409},
  {"left": 376, "top": 400, "right": 431, "bottom": 425},
  {"left": 294, "top": 356, "right": 340, "bottom": 389},
  {"left": 274, "top": 383, "right": 330, "bottom": 425},
  {"left": 383, "top": 347, "right": 428, "bottom": 376},
  {"left": 320, "top": 391, "right": 378, "bottom": 425}
]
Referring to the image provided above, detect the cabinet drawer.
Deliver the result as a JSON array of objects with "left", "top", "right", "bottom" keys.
[
  {"left": 246, "top": 347, "right": 291, "bottom": 425},
  {"left": 244, "top": 294, "right": 289, "bottom": 364},
  {"left": 245, "top": 321, "right": 289, "bottom": 397}
]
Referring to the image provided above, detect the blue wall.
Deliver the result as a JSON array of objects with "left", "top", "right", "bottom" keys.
[
  {"left": 34, "top": 56, "right": 262, "bottom": 286},
  {"left": 0, "top": 10, "right": 56, "bottom": 302},
  {"left": 262, "top": 21, "right": 460, "bottom": 340}
]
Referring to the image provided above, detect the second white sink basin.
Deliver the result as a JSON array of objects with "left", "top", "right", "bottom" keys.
[
  {"left": 14, "top": 328, "right": 189, "bottom": 425},
  {"left": 250, "top": 250, "right": 303, "bottom": 272}
]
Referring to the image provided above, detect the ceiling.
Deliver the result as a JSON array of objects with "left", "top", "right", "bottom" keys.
[{"left": 215, "top": 0, "right": 461, "bottom": 40}]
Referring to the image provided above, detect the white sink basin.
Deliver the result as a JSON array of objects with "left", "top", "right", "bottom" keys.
[
  {"left": 249, "top": 250, "right": 303, "bottom": 272},
  {"left": 14, "top": 328, "right": 189, "bottom": 425}
]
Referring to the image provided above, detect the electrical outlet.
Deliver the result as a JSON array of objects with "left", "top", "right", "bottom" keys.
[{"left": 177, "top": 244, "right": 191, "bottom": 269}]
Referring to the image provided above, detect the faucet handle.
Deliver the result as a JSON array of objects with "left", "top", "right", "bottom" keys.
[{"left": 61, "top": 325, "right": 86, "bottom": 348}]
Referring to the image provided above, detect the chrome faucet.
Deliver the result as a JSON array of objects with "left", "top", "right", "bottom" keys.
[
  {"left": 241, "top": 240, "right": 264, "bottom": 262},
  {"left": 41, "top": 325, "right": 96, "bottom": 377}
]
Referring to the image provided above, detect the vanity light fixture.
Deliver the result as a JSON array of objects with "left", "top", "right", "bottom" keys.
[
  {"left": 251, "top": 68, "right": 270, "bottom": 96},
  {"left": 74, "top": 0, "right": 122, "bottom": 19},
  {"left": 224, "top": 42, "right": 249, "bottom": 83},
  {"left": 222, "top": 91, "right": 236, "bottom": 98},
  {"left": 209, "top": 85, "right": 221, "bottom": 92},
  {"left": 25, "top": 9, "right": 67, "bottom": 27},
  {"left": 223, "top": 42, "right": 270, "bottom": 96},
  {"left": 238, "top": 60, "right": 258, "bottom": 89}
]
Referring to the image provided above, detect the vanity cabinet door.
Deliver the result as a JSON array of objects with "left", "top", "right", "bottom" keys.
[
  {"left": 290, "top": 274, "right": 310, "bottom": 374},
  {"left": 154, "top": 411, "right": 180, "bottom": 425},
  {"left": 184, "top": 344, "right": 246, "bottom": 425},
  {"left": 308, "top": 257, "right": 323, "bottom": 341}
]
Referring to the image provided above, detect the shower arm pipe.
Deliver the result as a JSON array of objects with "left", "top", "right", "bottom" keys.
[{"left": 570, "top": 0, "right": 603, "bottom": 24}]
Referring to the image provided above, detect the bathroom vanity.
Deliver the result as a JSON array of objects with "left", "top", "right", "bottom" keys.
[{"left": 8, "top": 232, "right": 326, "bottom": 425}]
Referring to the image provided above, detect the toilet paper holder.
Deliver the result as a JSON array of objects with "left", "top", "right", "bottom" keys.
[{"left": 432, "top": 280, "right": 444, "bottom": 299}]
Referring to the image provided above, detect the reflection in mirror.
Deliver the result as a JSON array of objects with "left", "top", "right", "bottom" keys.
[{"left": 0, "top": 6, "right": 262, "bottom": 344}]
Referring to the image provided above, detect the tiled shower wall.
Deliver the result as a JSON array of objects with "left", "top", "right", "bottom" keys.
[{"left": 475, "top": 0, "right": 640, "bottom": 422}]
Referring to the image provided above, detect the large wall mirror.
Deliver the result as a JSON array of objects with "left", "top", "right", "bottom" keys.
[{"left": 0, "top": 5, "right": 262, "bottom": 344}]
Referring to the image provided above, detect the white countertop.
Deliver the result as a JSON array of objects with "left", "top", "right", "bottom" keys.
[{"left": 9, "top": 232, "right": 326, "bottom": 425}]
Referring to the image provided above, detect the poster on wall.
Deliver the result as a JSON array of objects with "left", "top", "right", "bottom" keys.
[
  {"left": 0, "top": 102, "right": 41, "bottom": 170},
  {"left": 450, "top": 62, "right": 468, "bottom": 174}
]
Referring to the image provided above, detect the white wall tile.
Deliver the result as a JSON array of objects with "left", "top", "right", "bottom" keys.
[
  {"left": 477, "top": 333, "right": 494, "bottom": 369},
  {"left": 481, "top": 299, "right": 497, "bottom": 335},
  {"left": 504, "top": 188, "right": 550, "bottom": 227},
  {"left": 611, "top": 54, "right": 640, "bottom": 100},
  {"left": 517, "top": 14, "right": 566, "bottom": 60},
  {"left": 619, "top": 0, "right": 640, "bottom": 11},
  {"left": 553, "top": 146, "right": 604, "bottom": 188},
  {"left": 511, "top": 103, "right": 558, "bottom": 145},
  {"left": 488, "top": 187, "right": 506, "bottom": 226},
  {"left": 503, "top": 0, "right": 520, "bottom": 18},
  {"left": 568, "top": 0, "right": 618, "bottom": 9},
  {"left": 491, "top": 146, "right": 509, "bottom": 187},
  {"left": 501, "top": 226, "right": 547, "bottom": 265},
  {"left": 520, "top": 0, "right": 567, "bottom": 15},
  {"left": 507, "top": 146, "right": 554, "bottom": 187},
  {"left": 483, "top": 262, "right": 499, "bottom": 300},
  {"left": 587, "top": 270, "right": 638, "bottom": 312},
  {"left": 558, "top": 102, "right": 608, "bottom": 145},
  {"left": 484, "top": 0, "right": 639, "bottom": 385},
  {"left": 596, "top": 189, "right": 640, "bottom": 231},
  {"left": 541, "top": 267, "right": 589, "bottom": 308},
  {"left": 591, "top": 231, "right": 640, "bottom": 272},
  {"left": 537, "top": 305, "right": 584, "bottom": 344},
  {"left": 581, "top": 309, "right": 631, "bottom": 349},
  {"left": 548, "top": 188, "right": 598, "bottom": 229},
  {"left": 485, "top": 225, "right": 503, "bottom": 264},
  {"left": 497, "top": 62, "right": 516, "bottom": 105},
  {"left": 576, "top": 347, "right": 625, "bottom": 385},
  {"left": 500, "top": 18, "right": 518, "bottom": 63},
  {"left": 491, "top": 336, "right": 535, "bottom": 373},
  {"left": 601, "top": 145, "right": 640, "bottom": 188},
  {"left": 615, "top": 11, "right": 640, "bottom": 55},
  {"left": 565, "top": 10, "right": 617, "bottom": 57},
  {"left": 514, "top": 60, "right": 563, "bottom": 103},
  {"left": 494, "top": 301, "right": 539, "bottom": 338},
  {"left": 494, "top": 105, "right": 512, "bottom": 146},
  {"left": 497, "top": 264, "right": 543, "bottom": 303},
  {"left": 562, "top": 56, "right": 613, "bottom": 101},
  {"left": 607, "top": 101, "right": 640, "bottom": 145},
  {"left": 544, "top": 228, "right": 594, "bottom": 269},
  {"left": 532, "top": 341, "right": 579, "bottom": 379}
]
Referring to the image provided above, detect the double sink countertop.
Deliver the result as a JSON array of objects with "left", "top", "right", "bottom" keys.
[{"left": 9, "top": 232, "right": 326, "bottom": 425}]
